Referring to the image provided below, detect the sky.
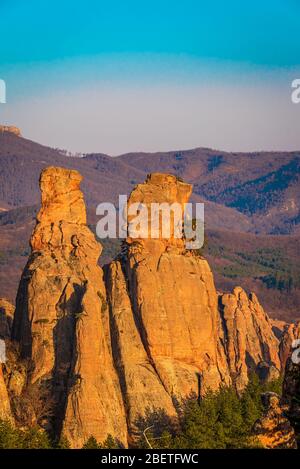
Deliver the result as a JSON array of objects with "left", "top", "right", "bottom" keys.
[{"left": 0, "top": 0, "right": 300, "bottom": 154}]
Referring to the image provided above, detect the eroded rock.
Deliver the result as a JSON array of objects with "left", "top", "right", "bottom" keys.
[
  {"left": 10, "top": 168, "right": 286, "bottom": 447},
  {"left": 279, "top": 322, "right": 300, "bottom": 368},
  {"left": 107, "top": 173, "right": 230, "bottom": 431},
  {"left": 253, "top": 392, "right": 297, "bottom": 449},
  {"left": 219, "top": 287, "right": 280, "bottom": 391},
  {"left": 12, "top": 167, "right": 127, "bottom": 447},
  {"left": 0, "top": 298, "right": 14, "bottom": 339},
  {"left": 0, "top": 125, "right": 21, "bottom": 137},
  {"left": 282, "top": 358, "right": 300, "bottom": 445},
  {"left": 0, "top": 365, "right": 13, "bottom": 422}
]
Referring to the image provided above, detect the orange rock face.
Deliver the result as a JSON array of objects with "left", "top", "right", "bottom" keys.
[
  {"left": 0, "top": 365, "right": 12, "bottom": 421},
  {"left": 107, "top": 175, "right": 229, "bottom": 422},
  {"left": 219, "top": 287, "right": 281, "bottom": 391},
  {"left": 10, "top": 168, "right": 285, "bottom": 447},
  {"left": 105, "top": 260, "right": 177, "bottom": 437},
  {"left": 0, "top": 298, "right": 14, "bottom": 339},
  {"left": 282, "top": 358, "right": 300, "bottom": 446},
  {"left": 0, "top": 299, "right": 14, "bottom": 422},
  {"left": 0, "top": 125, "right": 21, "bottom": 137},
  {"left": 253, "top": 392, "right": 297, "bottom": 449},
  {"left": 126, "top": 173, "right": 192, "bottom": 250},
  {"left": 279, "top": 322, "right": 300, "bottom": 368},
  {"left": 12, "top": 167, "right": 127, "bottom": 448},
  {"left": 122, "top": 251, "right": 230, "bottom": 395}
]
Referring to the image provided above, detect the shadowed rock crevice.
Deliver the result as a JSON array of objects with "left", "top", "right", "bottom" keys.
[
  {"left": 105, "top": 259, "right": 176, "bottom": 440},
  {"left": 50, "top": 281, "right": 85, "bottom": 438},
  {"left": 253, "top": 392, "right": 297, "bottom": 449},
  {"left": 0, "top": 298, "right": 15, "bottom": 340},
  {"left": 11, "top": 259, "right": 34, "bottom": 358},
  {"left": 218, "top": 287, "right": 280, "bottom": 391},
  {"left": 123, "top": 257, "right": 172, "bottom": 398},
  {"left": 10, "top": 166, "right": 127, "bottom": 447}
]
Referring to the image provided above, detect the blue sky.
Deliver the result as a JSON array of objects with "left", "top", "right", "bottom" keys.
[
  {"left": 1, "top": 0, "right": 300, "bottom": 67},
  {"left": 0, "top": 0, "right": 300, "bottom": 153}
]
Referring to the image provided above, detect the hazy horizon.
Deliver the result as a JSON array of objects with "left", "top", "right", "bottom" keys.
[{"left": 1, "top": 0, "right": 300, "bottom": 154}]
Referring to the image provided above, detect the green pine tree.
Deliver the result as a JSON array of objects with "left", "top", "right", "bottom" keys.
[
  {"left": 82, "top": 436, "right": 101, "bottom": 449},
  {"left": 55, "top": 434, "right": 71, "bottom": 449},
  {"left": 102, "top": 434, "right": 119, "bottom": 449}
]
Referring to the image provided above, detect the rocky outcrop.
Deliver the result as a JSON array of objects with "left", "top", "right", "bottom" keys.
[
  {"left": 105, "top": 261, "right": 177, "bottom": 438},
  {"left": 107, "top": 175, "right": 230, "bottom": 419},
  {"left": 0, "top": 299, "right": 14, "bottom": 422},
  {"left": 105, "top": 174, "right": 283, "bottom": 437},
  {"left": 12, "top": 167, "right": 127, "bottom": 448},
  {"left": 271, "top": 319, "right": 287, "bottom": 338},
  {"left": 253, "top": 392, "right": 297, "bottom": 449},
  {"left": 281, "top": 357, "right": 300, "bottom": 445},
  {"left": 0, "top": 298, "right": 14, "bottom": 339},
  {"left": 10, "top": 168, "right": 286, "bottom": 447},
  {"left": 0, "top": 365, "right": 13, "bottom": 422},
  {"left": 219, "top": 288, "right": 281, "bottom": 391},
  {"left": 279, "top": 322, "right": 300, "bottom": 368},
  {"left": 0, "top": 125, "right": 21, "bottom": 137}
]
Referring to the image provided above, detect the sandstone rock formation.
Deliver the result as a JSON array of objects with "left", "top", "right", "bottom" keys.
[
  {"left": 0, "top": 298, "right": 14, "bottom": 339},
  {"left": 105, "top": 260, "right": 177, "bottom": 438},
  {"left": 282, "top": 358, "right": 300, "bottom": 446},
  {"left": 219, "top": 288, "right": 281, "bottom": 391},
  {"left": 279, "top": 322, "right": 300, "bottom": 368},
  {"left": 253, "top": 392, "right": 297, "bottom": 449},
  {"left": 0, "top": 299, "right": 14, "bottom": 422},
  {"left": 12, "top": 167, "right": 127, "bottom": 448},
  {"left": 271, "top": 319, "right": 287, "bottom": 338},
  {"left": 107, "top": 174, "right": 230, "bottom": 421},
  {"left": 0, "top": 365, "right": 13, "bottom": 422},
  {"left": 106, "top": 173, "right": 286, "bottom": 436},
  {"left": 0, "top": 125, "right": 21, "bottom": 137},
  {"left": 9, "top": 168, "right": 287, "bottom": 447}
]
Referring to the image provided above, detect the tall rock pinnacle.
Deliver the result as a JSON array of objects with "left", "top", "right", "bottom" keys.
[
  {"left": 219, "top": 287, "right": 281, "bottom": 391},
  {"left": 106, "top": 173, "right": 230, "bottom": 436}
]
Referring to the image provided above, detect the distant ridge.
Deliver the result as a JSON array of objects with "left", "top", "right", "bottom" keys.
[
  {"left": 0, "top": 131, "right": 299, "bottom": 235},
  {"left": 0, "top": 132, "right": 299, "bottom": 319}
]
